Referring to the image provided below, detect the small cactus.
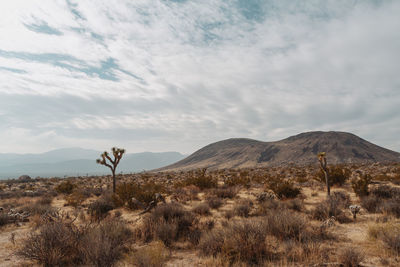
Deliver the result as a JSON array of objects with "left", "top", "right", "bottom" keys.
[{"left": 349, "top": 205, "right": 361, "bottom": 219}]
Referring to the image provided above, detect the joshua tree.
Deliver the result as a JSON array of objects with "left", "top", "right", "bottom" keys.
[
  {"left": 96, "top": 147, "right": 125, "bottom": 193},
  {"left": 318, "top": 152, "right": 330, "bottom": 197}
]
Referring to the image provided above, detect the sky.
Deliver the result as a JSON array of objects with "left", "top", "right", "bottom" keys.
[{"left": 0, "top": 0, "right": 399, "bottom": 155}]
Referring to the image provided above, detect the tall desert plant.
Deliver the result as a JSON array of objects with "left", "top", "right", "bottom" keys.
[
  {"left": 96, "top": 147, "right": 125, "bottom": 193},
  {"left": 318, "top": 152, "right": 330, "bottom": 197}
]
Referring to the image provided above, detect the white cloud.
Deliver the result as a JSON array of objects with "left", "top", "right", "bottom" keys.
[{"left": 0, "top": 0, "right": 399, "bottom": 154}]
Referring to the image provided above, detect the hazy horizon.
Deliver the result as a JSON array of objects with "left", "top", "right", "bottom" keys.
[{"left": 1, "top": 1, "right": 399, "bottom": 154}]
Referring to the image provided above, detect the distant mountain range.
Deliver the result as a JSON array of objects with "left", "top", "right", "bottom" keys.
[
  {"left": 161, "top": 131, "right": 400, "bottom": 171},
  {"left": 0, "top": 148, "right": 185, "bottom": 179}
]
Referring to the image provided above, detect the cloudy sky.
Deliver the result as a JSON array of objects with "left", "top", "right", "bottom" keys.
[{"left": 0, "top": 0, "right": 399, "bottom": 154}]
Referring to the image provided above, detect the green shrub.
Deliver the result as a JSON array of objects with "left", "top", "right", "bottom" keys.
[
  {"left": 176, "top": 169, "right": 217, "bottom": 190},
  {"left": 224, "top": 172, "right": 250, "bottom": 188},
  {"left": 265, "top": 176, "right": 301, "bottom": 199},
  {"left": 316, "top": 166, "right": 351, "bottom": 186},
  {"left": 116, "top": 181, "right": 165, "bottom": 209},
  {"left": 351, "top": 173, "right": 372, "bottom": 197},
  {"left": 55, "top": 180, "right": 76, "bottom": 195}
]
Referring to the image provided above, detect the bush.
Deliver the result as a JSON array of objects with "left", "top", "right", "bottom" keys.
[
  {"left": 223, "top": 172, "right": 250, "bottom": 188},
  {"left": 211, "top": 186, "right": 238, "bottom": 199},
  {"left": 316, "top": 166, "right": 351, "bottom": 186},
  {"left": 139, "top": 203, "right": 197, "bottom": 247},
  {"left": 55, "top": 180, "right": 76, "bottom": 194},
  {"left": 81, "top": 218, "right": 132, "bottom": 266},
  {"left": 191, "top": 203, "right": 210, "bottom": 215},
  {"left": 65, "top": 191, "right": 86, "bottom": 207},
  {"left": 285, "top": 198, "right": 304, "bottom": 212},
  {"left": 177, "top": 169, "right": 217, "bottom": 190},
  {"left": 131, "top": 242, "right": 169, "bottom": 267},
  {"left": 381, "top": 200, "right": 400, "bottom": 218},
  {"left": 265, "top": 176, "right": 301, "bottom": 199},
  {"left": 368, "top": 223, "right": 400, "bottom": 253},
  {"left": 381, "top": 229, "right": 400, "bottom": 253},
  {"left": 199, "top": 219, "right": 275, "bottom": 265},
  {"left": 116, "top": 181, "right": 165, "bottom": 209},
  {"left": 361, "top": 195, "right": 380, "bottom": 213},
  {"left": 338, "top": 247, "right": 364, "bottom": 267},
  {"left": 17, "top": 218, "right": 132, "bottom": 267},
  {"left": 351, "top": 173, "right": 372, "bottom": 197},
  {"left": 311, "top": 197, "right": 349, "bottom": 223},
  {"left": 22, "top": 203, "right": 58, "bottom": 217},
  {"left": 371, "top": 185, "right": 393, "bottom": 199},
  {"left": 88, "top": 195, "right": 115, "bottom": 221},
  {"left": 207, "top": 197, "right": 223, "bottom": 209},
  {"left": 233, "top": 200, "right": 253, "bottom": 218},
  {"left": 17, "top": 221, "right": 84, "bottom": 266},
  {"left": 0, "top": 213, "right": 13, "bottom": 226},
  {"left": 36, "top": 195, "right": 53, "bottom": 205}
]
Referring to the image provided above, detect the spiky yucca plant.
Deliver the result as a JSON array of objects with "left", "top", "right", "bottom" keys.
[{"left": 96, "top": 147, "right": 125, "bottom": 193}]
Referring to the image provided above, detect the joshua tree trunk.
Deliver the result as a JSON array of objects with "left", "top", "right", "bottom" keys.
[
  {"left": 112, "top": 169, "right": 116, "bottom": 193},
  {"left": 318, "top": 152, "right": 330, "bottom": 197}
]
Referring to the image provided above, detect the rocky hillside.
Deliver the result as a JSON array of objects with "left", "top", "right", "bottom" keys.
[{"left": 161, "top": 131, "right": 400, "bottom": 170}]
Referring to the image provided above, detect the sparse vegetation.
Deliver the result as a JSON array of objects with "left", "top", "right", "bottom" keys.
[{"left": 1, "top": 163, "right": 400, "bottom": 266}]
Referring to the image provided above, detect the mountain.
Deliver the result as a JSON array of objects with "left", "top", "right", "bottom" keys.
[
  {"left": 161, "top": 131, "right": 400, "bottom": 171},
  {"left": 0, "top": 149, "right": 185, "bottom": 179}
]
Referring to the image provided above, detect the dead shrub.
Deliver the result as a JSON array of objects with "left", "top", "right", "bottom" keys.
[
  {"left": 234, "top": 200, "right": 253, "bottom": 217},
  {"left": 0, "top": 213, "right": 13, "bottom": 226},
  {"left": 361, "top": 195, "right": 381, "bottom": 213},
  {"left": 371, "top": 185, "right": 394, "bottom": 199},
  {"left": 22, "top": 203, "right": 57, "bottom": 217},
  {"left": 81, "top": 218, "right": 132, "bottom": 267},
  {"left": 198, "top": 219, "right": 275, "bottom": 265},
  {"left": 207, "top": 196, "right": 223, "bottom": 209},
  {"left": 138, "top": 203, "right": 197, "bottom": 247},
  {"left": 17, "top": 218, "right": 132, "bottom": 267},
  {"left": 381, "top": 200, "right": 400, "bottom": 218},
  {"left": 36, "top": 195, "right": 53, "bottom": 205},
  {"left": 192, "top": 203, "right": 210, "bottom": 215},
  {"left": 87, "top": 195, "right": 115, "bottom": 221},
  {"left": 381, "top": 229, "right": 400, "bottom": 253},
  {"left": 256, "top": 199, "right": 282, "bottom": 216},
  {"left": 338, "top": 247, "right": 364, "bottom": 267},
  {"left": 211, "top": 186, "right": 239, "bottom": 199},
  {"left": 16, "top": 221, "right": 84, "bottom": 266},
  {"left": 284, "top": 198, "right": 304, "bottom": 212},
  {"left": 131, "top": 242, "right": 169, "bottom": 267},
  {"left": 311, "top": 197, "right": 350, "bottom": 223}
]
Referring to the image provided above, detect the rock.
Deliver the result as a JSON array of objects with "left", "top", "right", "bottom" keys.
[{"left": 18, "top": 175, "right": 32, "bottom": 181}]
